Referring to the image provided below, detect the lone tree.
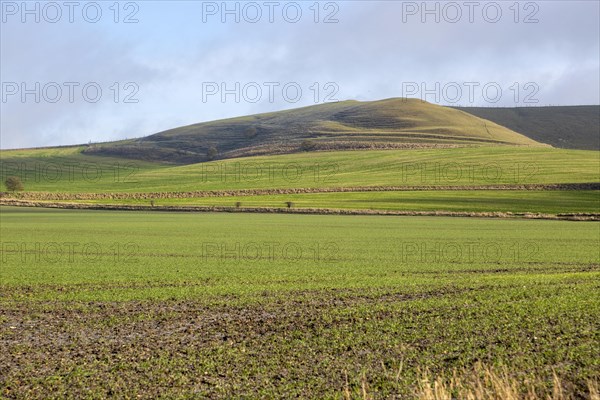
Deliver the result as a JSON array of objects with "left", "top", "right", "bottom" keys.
[
  {"left": 4, "top": 176, "right": 24, "bottom": 193},
  {"left": 300, "top": 140, "right": 316, "bottom": 151}
]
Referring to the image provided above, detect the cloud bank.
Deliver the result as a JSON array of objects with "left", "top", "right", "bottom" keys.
[{"left": 1, "top": 0, "right": 598, "bottom": 149}]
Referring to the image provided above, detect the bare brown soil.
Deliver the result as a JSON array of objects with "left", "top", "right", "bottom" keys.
[
  {"left": 0, "top": 289, "right": 457, "bottom": 399},
  {"left": 1, "top": 283, "right": 598, "bottom": 399}
]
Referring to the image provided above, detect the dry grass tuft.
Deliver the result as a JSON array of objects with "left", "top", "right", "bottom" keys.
[{"left": 415, "top": 363, "right": 599, "bottom": 400}]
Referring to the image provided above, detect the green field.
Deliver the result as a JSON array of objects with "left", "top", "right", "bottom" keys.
[
  {"left": 1, "top": 146, "right": 598, "bottom": 193},
  {"left": 1, "top": 207, "right": 598, "bottom": 398},
  {"left": 1, "top": 116, "right": 599, "bottom": 398},
  {"left": 75, "top": 190, "right": 600, "bottom": 214}
]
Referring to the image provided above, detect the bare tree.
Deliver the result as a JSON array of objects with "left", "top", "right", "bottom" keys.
[
  {"left": 300, "top": 140, "right": 316, "bottom": 151},
  {"left": 4, "top": 176, "right": 24, "bottom": 193}
]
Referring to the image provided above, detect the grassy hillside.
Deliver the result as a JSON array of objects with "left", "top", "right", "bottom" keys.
[
  {"left": 81, "top": 99, "right": 544, "bottom": 163},
  {"left": 456, "top": 105, "right": 600, "bottom": 150},
  {"left": 1, "top": 147, "right": 598, "bottom": 193}
]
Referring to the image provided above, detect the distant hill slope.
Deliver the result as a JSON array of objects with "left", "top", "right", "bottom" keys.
[
  {"left": 83, "top": 98, "right": 544, "bottom": 164},
  {"left": 455, "top": 106, "right": 600, "bottom": 150}
]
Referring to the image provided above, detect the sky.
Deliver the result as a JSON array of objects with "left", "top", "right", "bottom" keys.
[{"left": 1, "top": 0, "right": 599, "bottom": 149}]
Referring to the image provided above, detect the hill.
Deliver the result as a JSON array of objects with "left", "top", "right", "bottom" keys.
[
  {"left": 455, "top": 105, "right": 600, "bottom": 150},
  {"left": 82, "top": 98, "right": 544, "bottom": 164}
]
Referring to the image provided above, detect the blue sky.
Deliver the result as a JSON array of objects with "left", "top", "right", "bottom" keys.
[{"left": 1, "top": 0, "right": 599, "bottom": 149}]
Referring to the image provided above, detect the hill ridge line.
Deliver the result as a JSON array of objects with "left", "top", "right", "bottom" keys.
[{"left": 77, "top": 98, "right": 544, "bottom": 163}]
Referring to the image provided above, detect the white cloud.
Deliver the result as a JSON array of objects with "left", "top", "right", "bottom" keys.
[{"left": 1, "top": 0, "right": 598, "bottom": 148}]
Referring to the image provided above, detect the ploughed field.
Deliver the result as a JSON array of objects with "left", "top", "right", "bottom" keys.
[{"left": 1, "top": 207, "right": 599, "bottom": 398}]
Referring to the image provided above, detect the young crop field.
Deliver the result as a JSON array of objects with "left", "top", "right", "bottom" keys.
[
  {"left": 1, "top": 147, "right": 598, "bottom": 193},
  {"left": 1, "top": 207, "right": 599, "bottom": 398},
  {"left": 4, "top": 2, "right": 599, "bottom": 398},
  {"left": 72, "top": 190, "right": 600, "bottom": 214}
]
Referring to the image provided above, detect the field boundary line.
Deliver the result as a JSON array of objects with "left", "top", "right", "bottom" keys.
[
  {"left": 2, "top": 199, "right": 598, "bottom": 221},
  {"left": 1, "top": 183, "right": 598, "bottom": 201}
]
